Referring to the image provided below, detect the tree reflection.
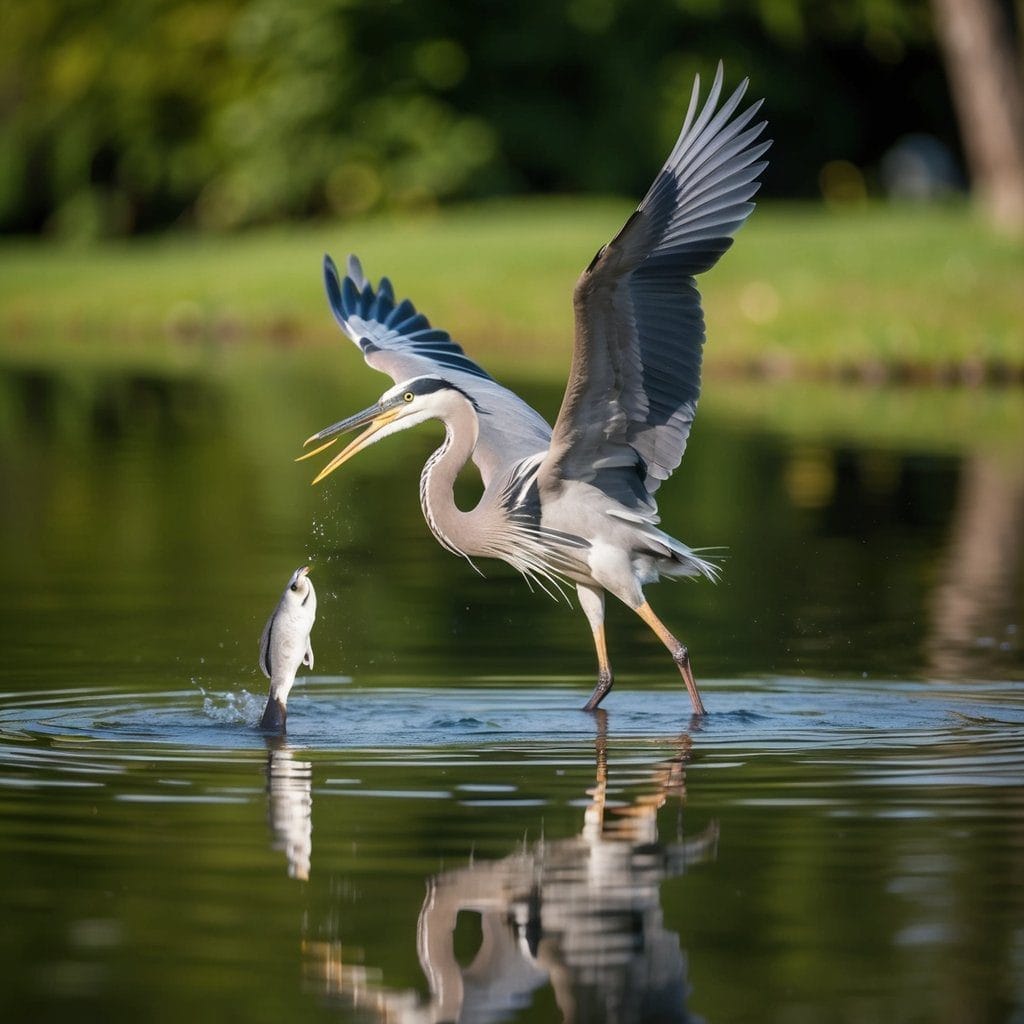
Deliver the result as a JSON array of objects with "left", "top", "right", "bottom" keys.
[
  {"left": 291, "top": 717, "right": 716, "bottom": 1023},
  {"left": 928, "top": 454, "right": 1024, "bottom": 677}
]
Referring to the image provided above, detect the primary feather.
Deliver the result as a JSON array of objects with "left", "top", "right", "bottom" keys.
[
  {"left": 323, "top": 254, "right": 552, "bottom": 488},
  {"left": 540, "top": 63, "right": 770, "bottom": 507}
]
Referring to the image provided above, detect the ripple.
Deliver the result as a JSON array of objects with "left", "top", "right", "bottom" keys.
[
  {"left": 114, "top": 793, "right": 251, "bottom": 804},
  {"left": 0, "top": 677, "right": 1021, "bottom": 773}
]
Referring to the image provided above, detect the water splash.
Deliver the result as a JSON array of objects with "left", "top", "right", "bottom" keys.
[{"left": 201, "top": 687, "right": 265, "bottom": 726}]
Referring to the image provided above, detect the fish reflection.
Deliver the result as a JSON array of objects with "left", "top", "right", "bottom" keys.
[
  {"left": 304, "top": 715, "right": 717, "bottom": 1023},
  {"left": 264, "top": 741, "right": 313, "bottom": 881}
]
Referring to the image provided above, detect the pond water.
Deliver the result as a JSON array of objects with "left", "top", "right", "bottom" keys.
[{"left": 0, "top": 356, "right": 1022, "bottom": 1023}]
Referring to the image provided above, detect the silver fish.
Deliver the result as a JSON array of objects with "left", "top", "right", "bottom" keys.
[{"left": 258, "top": 565, "right": 316, "bottom": 732}]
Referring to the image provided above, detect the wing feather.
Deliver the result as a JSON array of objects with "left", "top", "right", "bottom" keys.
[
  {"left": 540, "top": 64, "right": 769, "bottom": 503},
  {"left": 323, "top": 255, "right": 552, "bottom": 486}
]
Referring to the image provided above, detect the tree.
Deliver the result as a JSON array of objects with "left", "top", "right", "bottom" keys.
[{"left": 931, "top": 0, "right": 1024, "bottom": 235}]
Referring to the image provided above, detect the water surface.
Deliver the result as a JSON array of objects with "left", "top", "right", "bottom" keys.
[{"left": 0, "top": 359, "right": 1021, "bottom": 1022}]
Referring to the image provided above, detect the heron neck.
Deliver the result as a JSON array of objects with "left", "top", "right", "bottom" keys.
[{"left": 419, "top": 397, "right": 483, "bottom": 558}]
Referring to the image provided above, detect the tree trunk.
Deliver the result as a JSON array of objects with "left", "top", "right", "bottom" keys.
[{"left": 932, "top": 0, "right": 1024, "bottom": 235}]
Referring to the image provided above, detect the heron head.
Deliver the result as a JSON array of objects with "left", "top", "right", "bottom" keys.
[{"left": 299, "top": 376, "right": 475, "bottom": 484}]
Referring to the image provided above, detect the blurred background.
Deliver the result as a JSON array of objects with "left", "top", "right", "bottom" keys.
[
  {"left": 1, "top": 0, "right": 1022, "bottom": 376},
  {"left": 2, "top": 0, "right": 1023, "bottom": 237}
]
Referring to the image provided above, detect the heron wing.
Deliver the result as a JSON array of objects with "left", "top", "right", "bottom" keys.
[
  {"left": 324, "top": 254, "right": 552, "bottom": 486},
  {"left": 540, "top": 65, "right": 769, "bottom": 508}
]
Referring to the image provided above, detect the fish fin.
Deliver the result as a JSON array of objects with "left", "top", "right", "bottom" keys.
[
  {"left": 259, "top": 697, "right": 287, "bottom": 733},
  {"left": 303, "top": 637, "right": 314, "bottom": 670},
  {"left": 258, "top": 616, "right": 273, "bottom": 679}
]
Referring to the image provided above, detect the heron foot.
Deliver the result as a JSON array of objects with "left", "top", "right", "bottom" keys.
[
  {"left": 582, "top": 669, "right": 614, "bottom": 711},
  {"left": 671, "top": 644, "right": 707, "bottom": 716}
]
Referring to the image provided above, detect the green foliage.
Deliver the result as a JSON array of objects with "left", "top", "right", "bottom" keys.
[{"left": 1, "top": 0, "right": 944, "bottom": 236}]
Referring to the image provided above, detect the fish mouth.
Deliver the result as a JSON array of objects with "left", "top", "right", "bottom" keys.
[
  {"left": 296, "top": 564, "right": 313, "bottom": 606},
  {"left": 289, "top": 564, "right": 312, "bottom": 586},
  {"left": 297, "top": 402, "right": 402, "bottom": 485}
]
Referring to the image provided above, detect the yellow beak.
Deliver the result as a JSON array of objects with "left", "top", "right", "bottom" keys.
[{"left": 297, "top": 404, "right": 401, "bottom": 485}]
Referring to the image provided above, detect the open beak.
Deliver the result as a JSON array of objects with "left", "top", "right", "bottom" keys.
[{"left": 297, "top": 402, "right": 401, "bottom": 485}]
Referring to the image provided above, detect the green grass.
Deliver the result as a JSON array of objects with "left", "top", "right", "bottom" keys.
[
  {"left": 710, "top": 202, "right": 1024, "bottom": 375},
  {"left": 1, "top": 198, "right": 1021, "bottom": 379}
]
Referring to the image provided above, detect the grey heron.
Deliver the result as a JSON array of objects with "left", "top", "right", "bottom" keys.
[{"left": 300, "top": 65, "right": 769, "bottom": 714}]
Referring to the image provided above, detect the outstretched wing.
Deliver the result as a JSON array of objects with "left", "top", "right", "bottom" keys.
[
  {"left": 540, "top": 65, "right": 769, "bottom": 510},
  {"left": 324, "top": 254, "right": 552, "bottom": 486}
]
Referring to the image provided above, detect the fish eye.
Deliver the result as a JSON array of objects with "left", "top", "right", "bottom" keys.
[
  {"left": 290, "top": 583, "right": 298, "bottom": 591},
  {"left": 403, "top": 391, "right": 414, "bottom": 402}
]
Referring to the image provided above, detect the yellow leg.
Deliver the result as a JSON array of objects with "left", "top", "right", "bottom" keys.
[
  {"left": 635, "top": 601, "right": 707, "bottom": 715},
  {"left": 583, "top": 622, "right": 614, "bottom": 711},
  {"left": 593, "top": 623, "right": 610, "bottom": 678}
]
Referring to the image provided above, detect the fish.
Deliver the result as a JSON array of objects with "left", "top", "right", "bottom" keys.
[{"left": 258, "top": 565, "right": 316, "bottom": 732}]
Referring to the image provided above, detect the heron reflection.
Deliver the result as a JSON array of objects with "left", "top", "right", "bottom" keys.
[{"left": 301, "top": 716, "right": 716, "bottom": 1023}]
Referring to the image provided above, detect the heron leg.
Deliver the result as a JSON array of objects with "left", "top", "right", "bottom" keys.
[
  {"left": 577, "top": 584, "right": 614, "bottom": 711},
  {"left": 635, "top": 601, "right": 707, "bottom": 715}
]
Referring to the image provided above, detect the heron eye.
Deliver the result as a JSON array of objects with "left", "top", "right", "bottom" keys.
[{"left": 403, "top": 391, "right": 414, "bottom": 403}]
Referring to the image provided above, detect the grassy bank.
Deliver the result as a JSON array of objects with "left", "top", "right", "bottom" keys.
[{"left": 1, "top": 199, "right": 1021, "bottom": 379}]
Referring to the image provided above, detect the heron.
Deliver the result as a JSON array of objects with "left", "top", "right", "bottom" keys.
[{"left": 300, "top": 65, "right": 769, "bottom": 714}]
